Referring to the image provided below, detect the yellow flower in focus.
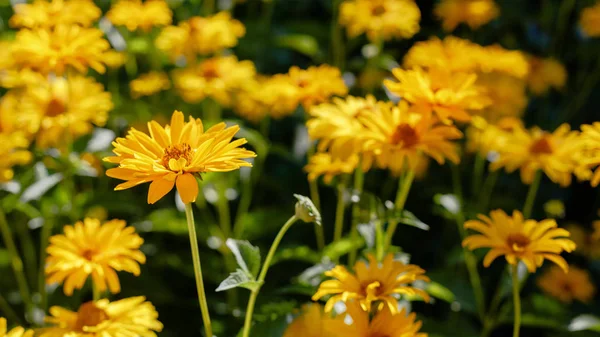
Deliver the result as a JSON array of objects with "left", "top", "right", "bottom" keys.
[
  {"left": 489, "top": 123, "right": 583, "bottom": 187},
  {"left": 580, "top": 2, "right": 600, "bottom": 38},
  {"left": 40, "top": 297, "right": 163, "bottom": 337},
  {"left": 537, "top": 265, "right": 595, "bottom": 304},
  {"left": 476, "top": 73, "right": 527, "bottom": 123},
  {"left": 130, "top": 72, "right": 171, "bottom": 98},
  {"left": 10, "top": 0, "right": 101, "bottom": 29},
  {"left": 336, "top": 302, "right": 427, "bottom": 337},
  {"left": 104, "top": 110, "right": 256, "bottom": 204},
  {"left": 282, "top": 304, "right": 347, "bottom": 337},
  {"left": 339, "top": 0, "right": 421, "bottom": 42},
  {"left": 11, "top": 25, "right": 112, "bottom": 75},
  {"left": 107, "top": 0, "right": 172, "bottom": 32},
  {"left": 312, "top": 253, "right": 429, "bottom": 313},
  {"left": 0, "top": 131, "right": 32, "bottom": 182},
  {"left": 384, "top": 67, "right": 490, "bottom": 123},
  {"left": 527, "top": 57, "right": 567, "bottom": 95},
  {"left": 156, "top": 12, "right": 245, "bottom": 60},
  {"left": 173, "top": 56, "right": 256, "bottom": 106},
  {"left": 463, "top": 210, "right": 576, "bottom": 272},
  {"left": 434, "top": 0, "right": 499, "bottom": 32},
  {"left": 305, "top": 152, "right": 359, "bottom": 184},
  {"left": 45, "top": 218, "right": 145, "bottom": 296},
  {"left": 286, "top": 65, "right": 348, "bottom": 111},
  {"left": 0, "top": 318, "right": 33, "bottom": 337}
]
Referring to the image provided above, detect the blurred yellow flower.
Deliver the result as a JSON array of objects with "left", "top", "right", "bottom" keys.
[
  {"left": 476, "top": 73, "right": 527, "bottom": 123},
  {"left": 580, "top": 2, "right": 600, "bottom": 38},
  {"left": 339, "top": 0, "right": 421, "bottom": 42},
  {"left": 102, "top": 51, "right": 128, "bottom": 69},
  {"left": 305, "top": 152, "right": 359, "bottom": 183},
  {"left": 0, "top": 318, "right": 33, "bottom": 337},
  {"left": 286, "top": 65, "right": 348, "bottom": 111},
  {"left": 466, "top": 117, "right": 523, "bottom": 156},
  {"left": 566, "top": 223, "right": 600, "bottom": 259},
  {"left": 130, "top": 71, "right": 171, "bottom": 98},
  {"left": 543, "top": 199, "right": 566, "bottom": 218},
  {"left": 0, "top": 131, "right": 32, "bottom": 182},
  {"left": 10, "top": 0, "right": 101, "bottom": 29},
  {"left": 41, "top": 297, "right": 163, "bottom": 337},
  {"left": 156, "top": 12, "right": 245, "bottom": 60},
  {"left": 232, "top": 77, "right": 269, "bottom": 123},
  {"left": 107, "top": 0, "right": 171, "bottom": 32},
  {"left": 578, "top": 122, "right": 600, "bottom": 186},
  {"left": 104, "top": 110, "right": 256, "bottom": 204},
  {"left": 434, "top": 0, "right": 499, "bottom": 32},
  {"left": 312, "top": 253, "right": 429, "bottom": 313},
  {"left": 384, "top": 67, "right": 490, "bottom": 123},
  {"left": 46, "top": 218, "right": 145, "bottom": 296},
  {"left": 527, "top": 57, "right": 567, "bottom": 95},
  {"left": 463, "top": 209, "right": 576, "bottom": 272},
  {"left": 336, "top": 302, "right": 427, "bottom": 337},
  {"left": 282, "top": 304, "right": 347, "bottom": 337},
  {"left": 537, "top": 265, "right": 595, "bottom": 304},
  {"left": 173, "top": 55, "right": 256, "bottom": 106}
]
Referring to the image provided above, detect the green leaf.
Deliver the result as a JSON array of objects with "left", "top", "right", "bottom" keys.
[
  {"left": 216, "top": 269, "right": 261, "bottom": 292},
  {"left": 322, "top": 237, "right": 364, "bottom": 261},
  {"left": 426, "top": 281, "right": 455, "bottom": 303},
  {"left": 387, "top": 209, "right": 430, "bottom": 231},
  {"left": 271, "top": 246, "right": 321, "bottom": 265},
  {"left": 569, "top": 315, "right": 600, "bottom": 332},
  {"left": 226, "top": 239, "right": 261, "bottom": 277},
  {"left": 275, "top": 34, "right": 320, "bottom": 58}
]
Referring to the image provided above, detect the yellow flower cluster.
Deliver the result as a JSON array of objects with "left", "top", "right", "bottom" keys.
[
  {"left": 580, "top": 2, "right": 600, "bottom": 37},
  {"left": 107, "top": 0, "right": 172, "bottom": 32},
  {"left": 0, "top": 318, "right": 33, "bottom": 337},
  {"left": 9, "top": 0, "right": 101, "bottom": 29},
  {"left": 434, "top": 0, "right": 499, "bottom": 32}
]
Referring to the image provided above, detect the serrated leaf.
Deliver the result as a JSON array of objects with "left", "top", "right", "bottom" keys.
[
  {"left": 226, "top": 239, "right": 261, "bottom": 277},
  {"left": 216, "top": 269, "right": 261, "bottom": 292}
]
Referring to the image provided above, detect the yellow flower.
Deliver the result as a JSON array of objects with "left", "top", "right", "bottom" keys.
[
  {"left": 466, "top": 117, "right": 523, "bottom": 156},
  {"left": 102, "top": 51, "right": 128, "bottom": 69},
  {"left": 172, "top": 55, "right": 256, "bottom": 107},
  {"left": 45, "top": 218, "right": 145, "bottom": 296},
  {"left": 434, "top": 0, "right": 499, "bottom": 32},
  {"left": 578, "top": 122, "right": 600, "bottom": 186},
  {"left": 0, "top": 318, "right": 33, "bottom": 337},
  {"left": 462, "top": 210, "right": 576, "bottom": 272},
  {"left": 130, "top": 72, "right": 171, "bottom": 98},
  {"left": 11, "top": 25, "right": 112, "bottom": 75},
  {"left": 104, "top": 110, "right": 256, "bottom": 204},
  {"left": 489, "top": 123, "right": 583, "bottom": 187},
  {"left": 107, "top": 0, "right": 172, "bottom": 32},
  {"left": 527, "top": 57, "right": 567, "bottom": 95},
  {"left": 580, "top": 2, "right": 600, "bottom": 38},
  {"left": 156, "top": 12, "right": 245, "bottom": 60},
  {"left": 566, "top": 223, "right": 600, "bottom": 259},
  {"left": 232, "top": 78, "right": 269, "bottom": 123},
  {"left": 339, "top": 0, "right": 421, "bottom": 42},
  {"left": 312, "top": 253, "right": 429, "bottom": 313},
  {"left": 476, "top": 73, "right": 527, "bottom": 123},
  {"left": 305, "top": 152, "right": 359, "bottom": 184},
  {"left": 282, "top": 304, "right": 347, "bottom": 337},
  {"left": 336, "top": 302, "right": 427, "bottom": 337},
  {"left": 41, "top": 297, "right": 163, "bottom": 337},
  {"left": 384, "top": 67, "right": 490, "bottom": 123},
  {"left": 0, "top": 131, "right": 32, "bottom": 182},
  {"left": 537, "top": 265, "right": 596, "bottom": 304},
  {"left": 9, "top": 0, "right": 101, "bottom": 29},
  {"left": 286, "top": 65, "right": 348, "bottom": 111}
]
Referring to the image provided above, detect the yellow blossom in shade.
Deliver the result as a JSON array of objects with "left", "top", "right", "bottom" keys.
[
  {"left": 476, "top": 73, "right": 527, "bottom": 123},
  {"left": 282, "top": 304, "right": 348, "bottom": 337},
  {"left": 489, "top": 123, "right": 583, "bottom": 187},
  {"left": 9, "top": 0, "right": 101, "bottom": 29},
  {"left": 305, "top": 153, "right": 359, "bottom": 184},
  {"left": 0, "top": 318, "right": 34, "bottom": 337},
  {"left": 578, "top": 122, "right": 600, "bottom": 186},
  {"left": 130, "top": 72, "right": 171, "bottom": 98},
  {"left": 339, "top": 0, "right": 421, "bottom": 42},
  {"left": 11, "top": 25, "right": 112, "bottom": 75},
  {"left": 107, "top": 0, "right": 172, "bottom": 32},
  {"left": 286, "top": 65, "right": 348, "bottom": 111},
  {"left": 104, "top": 110, "right": 256, "bottom": 204},
  {"left": 156, "top": 12, "right": 245, "bottom": 60},
  {"left": 537, "top": 265, "right": 596, "bottom": 304},
  {"left": 527, "top": 57, "right": 567, "bottom": 95},
  {"left": 45, "top": 218, "right": 145, "bottom": 296},
  {"left": 580, "top": 2, "right": 600, "bottom": 38},
  {"left": 172, "top": 56, "right": 256, "bottom": 107},
  {"left": 40, "top": 297, "right": 163, "bottom": 337},
  {"left": 0, "top": 131, "right": 32, "bottom": 182},
  {"left": 434, "top": 0, "right": 499, "bottom": 32},
  {"left": 384, "top": 67, "right": 490, "bottom": 123},
  {"left": 462, "top": 210, "right": 576, "bottom": 272},
  {"left": 466, "top": 116, "right": 523, "bottom": 156},
  {"left": 336, "top": 302, "right": 427, "bottom": 337},
  {"left": 312, "top": 253, "right": 429, "bottom": 313},
  {"left": 566, "top": 223, "right": 600, "bottom": 259},
  {"left": 232, "top": 78, "right": 269, "bottom": 123}
]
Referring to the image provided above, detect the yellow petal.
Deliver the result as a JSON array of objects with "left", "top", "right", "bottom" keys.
[
  {"left": 147, "top": 178, "right": 175, "bottom": 204},
  {"left": 176, "top": 173, "right": 199, "bottom": 204}
]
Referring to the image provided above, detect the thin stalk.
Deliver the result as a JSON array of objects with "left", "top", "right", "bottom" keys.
[
  {"left": 0, "top": 210, "right": 32, "bottom": 310},
  {"left": 216, "top": 188, "right": 232, "bottom": 238},
  {"left": 16, "top": 222, "right": 37, "bottom": 289},
  {"left": 242, "top": 216, "right": 298, "bottom": 337},
  {"left": 307, "top": 146, "right": 325, "bottom": 250},
  {"left": 383, "top": 169, "right": 415, "bottom": 251},
  {"left": 92, "top": 282, "right": 101, "bottom": 301},
  {"left": 348, "top": 165, "right": 365, "bottom": 265},
  {"left": 234, "top": 151, "right": 268, "bottom": 239},
  {"left": 511, "top": 264, "right": 521, "bottom": 337},
  {"left": 184, "top": 203, "right": 213, "bottom": 337},
  {"left": 478, "top": 170, "right": 499, "bottom": 212},
  {"left": 333, "top": 182, "right": 346, "bottom": 245},
  {"left": 260, "top": 116, "right": 271, "bottom": 138},
  {"left": 330, "top": 0, "right": 345, "bottom": 70},
  {"left": 472, "top": 153, "right": 485, "bottom": 197},
  {"left": 0, "top": 292, "right": 21, "bottom": 325},
  {"left": 522, "top": 171, "right": 542, "bottom": 219},
  {"left": 38, "top": 217, "right": 53, "bottom": 310},
  {"left": 204, "top": 99, "right": 222, "bottom": 124}
]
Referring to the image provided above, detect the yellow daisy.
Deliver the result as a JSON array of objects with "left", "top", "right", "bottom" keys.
[
  {"left": 312, "top": 253, "right": 429, "bottom": 313},
  {"left": 107, "top": 0, "right": 172, "bottom": 32},
  {"left": 476, "top": 73, "right": 528, "bottom": 123},
  {"left": 339, "top": 0, "right": 421, "bottom": 42},
  {"left": 282, "top": 304, "right": 347, "bottom": 337},
  {"left": 232, "top": 77, "right": 269, "bottom": 123},
  {"left": 129, "top": 71, "right": 171, "bottom": 98},
  {"left": 45, "top": 218, "right": 146, "bottom": 296},
  {"left": 384, "top": 67, "right": 490, "bottom": 123},
  {"left": 305, "top": 152, "right": 359, "bottom": 184},
  {"left": 104, "top": 110, "right": 256, "bottom": 204},
  {"left": 0, "top": 130, "right": 32, "bottom": 182},
  {"left": 9, "top": 0, "right": 101, "bottom": 29},
  {"left": 580, "top": 2, "right": 600, "bottom": 38},
  {"left": 286, "top": 65, "right": 348, "bottom": 111},
  {"left": 527, "top": 56, "right": 567, "bottom": 95},
  {"left": 434, "top": 0, "right": 499, "bottom": 32},
  {"left": 0, "top": 318, "right": 33, "bottom": 337},
  {"left": 40, "top": 297, "right": 163, "bottom": 337},
  {"left": 466, "top": 116, "right": 523, "bottom": 157},
  {"left": 462, "top": 209, "right": 576, "bottom": 272},
  {"left": 336, "top": 302, "right": 427, "bottom": 337},
  {"left": 578, "top": 122, "right": 600, "bottom": 186},
  {"left": 537, "top": 265, "right": 596, "bottom": 304}
]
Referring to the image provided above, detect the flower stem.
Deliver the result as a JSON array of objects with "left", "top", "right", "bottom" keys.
[
  {"left": 511, "top": 264, "right": 521, "bottom": 337},
  {"left": 307, "top": 146, "right": 325, "bottom": 250},
  {"left": 472, "top": 153, "right": 485, "bottom": 197},
  {"left": 478, "top": 170, "right": 499, "bottom": 212},
  {"left": 333, "top": 182, "right": 346, "bottom": 245},
  {"left": 242, "top": 215, "right": 298, "bottom": 337},
  {"left": 0, "top": 209, "right": 32, "bottom": 310},
  {"left": 330, "top": 0, "right": 345, "bottom": 70},
  {"left": 0, "top": 292, "right": 21, "bottom": 325},
  {"left": 184, "top": 203, "right": 213, "bottom": 337},
  {"left": 383, "top": 169, "right": 415, "bottom": 251},
  {"left": 523, "top": 170, "right": 542, "bottom": 219},
  {"left": 348, "top": 165, "right": 365, "bottom": 265}
]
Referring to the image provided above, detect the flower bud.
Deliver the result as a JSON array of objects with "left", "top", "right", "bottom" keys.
[{"left": 294, "top": 194, "right": 321, "bottom": 225}]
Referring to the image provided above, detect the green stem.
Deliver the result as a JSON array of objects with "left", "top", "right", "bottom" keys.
[
  {"left": 553, "top": 0, "right": 575, "bottom": 56},
  {"left": 472, "top": 153, "right": 485, "bottom": 197},
  {"left": 330, "top": 0, "right": 345, "bottom": 70},
  {"left": 383, "top": 169, "right": 415, "bottom": 251},
  {"left": 522, "top": 171, "right": 542, "bottom": 219},
  {"left": 242, "top": 215, "right": 298, "bottom": 337},
  {"left": 204, "top": 98, "right": 222, "bottom": 124},
  {"left": 333, "top": 182, "right": 346, "bottom": 245},
  {"left": 0, "top": 209, "right": 32, "bottom": 310},
  {"left": 348, "top": 165, "right": 365, "bottom": 265},
  {"left": 260, "top": 116, "right": 271, "bottom": 139},
  {"left": 307, "top": 146, "right": 325, "bottom": 250},
  {"left": 184, "top": 203, "right": 213, "bottom": 337},
  {"left": 0, "top": 292, "right": 21, "bottom": 325},
  {"left": 511, "top": 264, "right": 521, "bottom": 337},
  {"left": 216, "top": 188, "right": 232, "bottom": 238},
  {"left": 38, "top": 217, "right": 53, "bottom": 310},
  {"left": 16, "top": 222, "right": 37, "bottom": 290},
  {"left": 478, "top": 170, "right": 499, "bottom": 213},
  {"left": 92, "top": 282, "right": 101, "bottom": 301},
  {"left": 234, "top": 150, "right": 268, "bottom": 239}
]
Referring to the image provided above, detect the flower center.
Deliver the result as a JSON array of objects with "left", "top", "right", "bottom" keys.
[
  {"left": 529, "top": 136, "right": 553, "bottom": 155},
  {"left": 75, "top": 302, "right": 109, "bottom": 331},
  {"left": 390, "top": 124, "right": 419, "bottom": 147},
  {"left": 162, "top": 143, "right": 193, "bottom": 171},
  {"left": 362, "top": 280, "right": 384, "bottom": 300},
  {"left": 81, "top": 249, "right": 95, "bottom": 261},
  {"left": 506, "top": 233, "right": 531, "bottom": 253},
  {"left": 46, "top": 97, "right": 67, "bottom": 117},
  {"left": 201, "top": 61, "right": 220, "bottom": 80},
  {"left": 371, "top": 4, "right": 386, "bottom": 16}
]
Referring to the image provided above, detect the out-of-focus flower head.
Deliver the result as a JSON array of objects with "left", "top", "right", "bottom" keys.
[
  {"left": 282, "top": 304, "right": 347, "bottom": 337},
  {"left": 107, "top": 0, "right": 172, "bottom": 32},
  {"left": 0, "top": 317, "right": 34, "bottom": 337},
  {"left": 565, "top": 223, "right": 600, "bottom": 259},
  {"left": 339, "top": 0, "right": 421, "bottom": 42},
  {"left": 466, "top": 116, "right": 523, "bottom": 157},
  {"left": 9, "top": 0, "right": 101, "bottom": 29},
  {"left": 0, "top": 130, "right": 32, "bottom": 182},
  {"left": 434, "top": 0, "right": 499, "bottom": 32},
  {"left": 305, "top": 152, "right": 359, "bottom": 184},
  {"left": 476, "top": 73, "right": 528, "bottom": 123},
  {"left": 526, "top": 56, "right": 567, "bottom": 95},
  {"left": 537, "top": 265, "right": 596, "bottom": 303},
  {"left": 130, "top": 71, "right": 171, "bottom": 98},
  {"left": 580, "top": 2, "right": 600, "bottom": 38},
  {"left": 334, "top": 302, "right": 427, "bottom": 337},
  {"left": 285, "top": 65, "right": 348, "bottom": 111},
  {"left": 577, "top": 122, "right": 600, "bottom": 186}
]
